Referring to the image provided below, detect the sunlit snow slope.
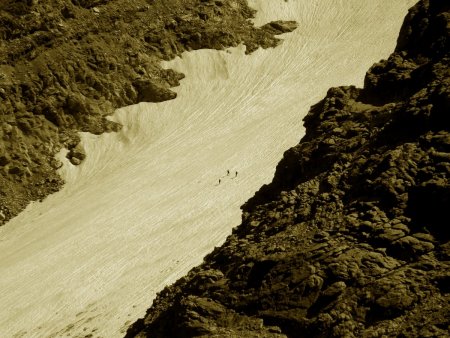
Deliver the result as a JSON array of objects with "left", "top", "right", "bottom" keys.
[{"left": 0, "top": 1, "right": 416, "bottom": 337}]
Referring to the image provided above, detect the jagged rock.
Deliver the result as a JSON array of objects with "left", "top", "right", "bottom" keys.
[
  {"left": 377, "top": 228, "right": 406, "bottom": 243},
  {"left": 372, "top": 282, "right": 416, "bottom": 317},
  {"left": 67, "top": 143, "right": 86, "bottom": 165},
  {"left": 133, "top": 80, "right": 177, "bottom": 103},
  {"left": 69, "top": 157, "right": 82, "bottom": 166},
  {"left": 389, "top": 236, "right": 435, "bottom": 261},
  {"left": 262, "top": 21, "right": 298, "bottom": 35}
]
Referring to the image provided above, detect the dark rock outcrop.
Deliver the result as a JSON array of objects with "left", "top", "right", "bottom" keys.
[
  {"left": 0, "top": 0, "right": 297, "bottom": 225},
  {"left": 126, "top": 1, "right": 450, "bottom": 337}
]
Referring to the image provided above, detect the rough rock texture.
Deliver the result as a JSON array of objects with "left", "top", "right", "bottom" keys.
[
  {"left": 0, "top": 0, "right": 296, "bottom": 225},
  {"left": 125, "top": 1, "right": 450, "bottom": 337}
]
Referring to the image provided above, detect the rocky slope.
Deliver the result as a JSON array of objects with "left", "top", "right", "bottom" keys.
[
  {"left": 125, "top": 0, "right": 450, "bottom": 337},
  {"left": 0, "top": 0, "right": 296, "bottom": 224}
]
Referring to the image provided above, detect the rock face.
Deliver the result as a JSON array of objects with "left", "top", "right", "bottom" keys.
[
  {"left": 0, "top": 0, "right": 296, "bottom": 225},
  {"left": 125, "top": 1, "right": 450, "bottom": 337}
]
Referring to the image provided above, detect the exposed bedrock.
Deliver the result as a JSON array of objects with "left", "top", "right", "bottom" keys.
[
  {"left": 0, "top": 0, "right": 296, "bottom": 225},
  {"left": 125, "top": 1, "right": 450, "bottom": 337}
]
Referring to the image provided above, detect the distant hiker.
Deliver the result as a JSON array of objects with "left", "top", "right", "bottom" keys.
[
  {"left": 235, "top": 171, "right": 238, "bottom": 177},
  {"left": 227, "top": 170, "right": 230, "bottom": 176},
  {"left": 219, "top": 179, "right": 221, "bottom": 185}
]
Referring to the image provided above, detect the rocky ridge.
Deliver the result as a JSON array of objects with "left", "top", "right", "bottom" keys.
[
  {"left": 0, "top": 0, "right": 296, "bottom": 224},
  {"left": 125, "top": 1, "right": 450, "bottom": 337}
]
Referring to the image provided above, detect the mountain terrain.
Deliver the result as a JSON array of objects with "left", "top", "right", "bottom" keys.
[
  {"left": 1, "top": 1, "right": 416, "bottom": 336},
  {"left": 0, "top": 0, "right": 295, "bottom": 224},
  {"left": 126, "top": 1, "right": 450, "bottom": 337}
]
